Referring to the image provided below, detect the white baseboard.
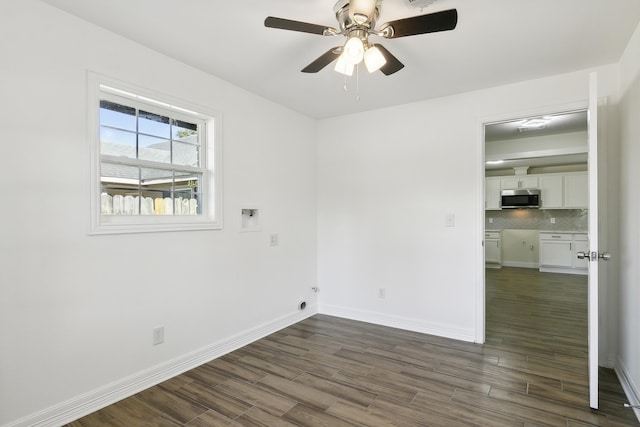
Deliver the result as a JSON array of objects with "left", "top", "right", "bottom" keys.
[
  {"left": 539, "top": 266, "right": 588, "bottom": 275},
  {"left": 615, "top": 356, "right": 640, "bottom": 422},
  {"left": 501, "top": 261, "right": 538, "bottom": 269},
  {"left": 4, "top": 305, "right": 317, "bottom": 427},
  {"left": 602, "top": 352, "right": 617, "bottom": 369},
  {"left": 318, "top": 304, "right": 476, "bottom": 343}
]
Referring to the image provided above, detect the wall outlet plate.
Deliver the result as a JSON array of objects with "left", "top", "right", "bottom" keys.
[{"left": 152, "top": 326, "right": 164, "bottom": 346}]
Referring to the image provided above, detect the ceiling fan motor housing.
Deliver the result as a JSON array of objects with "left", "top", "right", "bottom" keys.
[
  {"left": 405, "top": 0, "right": 439, "bottom": 8},
  {"left": 334, "top": 0, "right": 381, "bottom": 31}
]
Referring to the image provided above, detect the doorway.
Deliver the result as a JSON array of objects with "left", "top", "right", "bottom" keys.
[{"left": 481, "top": 108, "right": 596, "bottom": 402}]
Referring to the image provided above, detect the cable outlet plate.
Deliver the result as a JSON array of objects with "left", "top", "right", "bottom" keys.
[{"left": 153, "top": 326, "right": 164, "bottom": 346}]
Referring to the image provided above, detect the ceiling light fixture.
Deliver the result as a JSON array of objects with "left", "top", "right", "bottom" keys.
[
  {"left": 334, "top": 35, "right": 387, "bottom": 75},
  {"left": 343, "top": 36, "right": 365, "bottom": 63},
  {"left": 334, "top": 54, "right": 355, "bottom": 76},
  {"left": 517, "top": 116, "right": 553, "bottom": 132},
  {"left": 349, "top": 0, "right": 378, "bottom": 25},
  {"left": 363, "top": 45, "right": 386, "bottom": 72}
]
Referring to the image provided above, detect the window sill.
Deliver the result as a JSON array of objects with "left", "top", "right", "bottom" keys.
[{"left": 90, "top": 216, "right": 222, "bottom": 235}]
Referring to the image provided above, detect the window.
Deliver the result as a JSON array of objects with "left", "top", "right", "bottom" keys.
[{"left": 89, "top": 74, "right": 222, "bottom": 234}]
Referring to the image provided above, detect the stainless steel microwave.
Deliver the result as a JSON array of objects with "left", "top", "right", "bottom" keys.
[{"left": 500, "top": 189, "right": 541, "bottom": 209}]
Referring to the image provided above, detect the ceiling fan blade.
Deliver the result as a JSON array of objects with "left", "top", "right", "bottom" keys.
[
  {"left": 372, "top": 44, "right": 404, "bottom": 76},
  {"left": 380, "top": 9, "right": 458, "bottom": 39},
  {"left": 301, "top": 47, "right": 342, "bottom": 73},
  {"left": 265, "top": 16, "right": 335, "bottom": 36}
]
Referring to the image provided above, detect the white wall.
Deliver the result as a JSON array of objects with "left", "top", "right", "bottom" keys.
[
  {"left": 486, "top": 131, "right": 588, "bottom": 160},
  {"left": 616, "top": 19, "right": 640, "bottom": 410},
  {"left": 317, "top": 65, "right": 619, "bottom": 343},
  {"left": 0, "top": 1, "right": 318, "bottom": 425}
]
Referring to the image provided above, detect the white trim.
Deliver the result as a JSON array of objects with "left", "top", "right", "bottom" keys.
[
  {"left": 87, "top": 71, "right": 224, "bottom": 235},
  {"left": 476, "top": 116, "right": 486, "bottom": 343},
  {"left": 615, "top": 357, "right": 640, "bottom": 422},
  {"left": 501, "top": 261, "right": 538, "bottom": 269},
  {"left": 4, "top": 305, "right": 317, "bottom": 427},
  {"left": 539, "top": 266, "right": 588, "bottom": 275},
  {"left": 318, "top": 304, "right": 476, "bottom": 343}
]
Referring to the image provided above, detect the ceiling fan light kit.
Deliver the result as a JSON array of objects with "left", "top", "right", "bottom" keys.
[
  {"left": 264, "top": 0, "right": 457, "bottom": 93},
  {"left": 363, "top": 45, "right": 387, "bottom": 72}
]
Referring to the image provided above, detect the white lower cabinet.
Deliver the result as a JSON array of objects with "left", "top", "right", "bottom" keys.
[
  {"left": 539, "top": 232, "right": 588, "bottom": 275},
  {"left": 485, "top": 230, "right": 501, "bottom": 267}
]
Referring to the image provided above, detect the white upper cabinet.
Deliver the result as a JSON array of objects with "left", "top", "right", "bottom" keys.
[
  {"left": 485, "top": 177, "right": 502, "bottom": 210},
  {"left": 564, "top": 173, "right": 588, "bottom": 208},
  {"left": 485, "top": 171, "right": 588, "bottom": 210},
  {"left": 538, "top": 175, "right": 564, "bottom": 208},
  {"left": 500, "top": 176, "right": 538, "bottom": 190}
]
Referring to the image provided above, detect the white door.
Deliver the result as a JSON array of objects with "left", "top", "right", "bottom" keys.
[{"left": 585, "top": 71, "right": 602, "bottom": 409}]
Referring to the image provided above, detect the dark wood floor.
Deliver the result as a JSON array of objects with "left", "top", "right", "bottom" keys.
[{"left": 67, "top": 267, "right": 639, "bottom": 426}]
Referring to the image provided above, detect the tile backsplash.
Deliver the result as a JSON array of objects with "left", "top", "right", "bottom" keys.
[{"left": 485, "top": 209, "right": 588, "bottom": 231}]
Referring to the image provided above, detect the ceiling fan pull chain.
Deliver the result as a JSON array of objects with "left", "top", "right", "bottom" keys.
[
  {"left": 343, "top": 73, "right": 348, "bottom": 92},
  {"left": 356, "top": 63, "right": 360, "bottom": 101}
]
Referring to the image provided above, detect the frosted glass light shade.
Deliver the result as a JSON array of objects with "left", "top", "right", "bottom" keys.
[
  {"left": 334, "top": 54, "right": 355, "bottom": 76},
  {"left": 349, "top": 0, "right": 377, "bottom": 24},
  {"left": 343, "top": 36, "right": 364, "bottom": 64},
  {"left": 364, "top": 46, "right": 387, "bottom": 73}
]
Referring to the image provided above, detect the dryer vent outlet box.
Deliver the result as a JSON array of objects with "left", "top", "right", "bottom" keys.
[
  {"left": 241, "top": 208, "right": 260, "bottom": 231},
  {"left": 405, "top": 0, "right": 439, "bottom": 8}
]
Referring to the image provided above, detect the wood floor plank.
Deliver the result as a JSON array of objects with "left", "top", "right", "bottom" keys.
[
  {"left": 66, "top": 267, "right": 640, "bottom": 426},
  {"left": 234, "top": 354, "right": 303, "bottom": 380},
  {"left": 401, "top": 392, "right": 523, "bottom": 427},
  {"left": 134, "top": 385, "right": 210, "bottom": 424},
  {"left": 102, "top": 398, "right": 183, "bottom": 426},
  {"left": 233, "top": 406, "right": 299, "bottom": 427},
  {"left": 184, "top": 409, "right": 243, "bottom": 427},
  {"left": 282, "top": 403, "right": 359, "bottom": 427},
  {"left": 255, "top": 374, "right": 338, "bottom": 410},
  {"left": 175, "top": 381, "right": 252, "bottom": 420},
  {"left": 330, "top": 370, "right": 419, "bottom": 404},
  {"left": 292, "top": 372, "right": 378, "bottom": 407},
  {"left": 214, "top": 378, "right": 297, "bottom": 417},
  {"left": 325, "top": 399, "right": 414, "bottom": 427}
]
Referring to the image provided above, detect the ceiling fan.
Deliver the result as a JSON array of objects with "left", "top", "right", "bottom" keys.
[{"left": 264, "top": 0, "right": 458, "bottom": 76}]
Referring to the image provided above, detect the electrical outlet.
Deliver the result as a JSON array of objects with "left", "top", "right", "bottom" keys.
[
  {"left": 270, "top": 233, "right": 279, "bottom": 246},
  {"left": 378, "top": 288, "right": 386, "bottom": 299},
  {"left": 550, "top": 218, "right": 556, "bottom": 224},
  {"left": 152, "top": 326, "right": 164, "bottom": 346},
  {"left": 445, "top": 213, "right": 455, "bottom": 227}
]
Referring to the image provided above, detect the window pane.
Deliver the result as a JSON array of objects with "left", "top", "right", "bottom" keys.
[
  {"left": 141, "top": 167, "right": 173, "bottom": 215},
  {"left": 139, "top": 110, "right": 170, "bottom": 138},
  {"left": 173, "top": 140, "right": 199, "bottom": 167},
  {"left": 173, "top": 119, "right": 198, "bottom": 139},
  {"left": 100, "top": 163, "right": 140, "bottom": 215},
  {"left": 174, "top": 172, "right": 201, "bottom": 215},
  {"left": 139, "top": 134, "right": 170, "bottom": 163},
  {"left": 100, "top": 127, "right": 136, "bottom": 158},
  {"left": 100, "top": 100, "right": 136, "bottom": 131}
]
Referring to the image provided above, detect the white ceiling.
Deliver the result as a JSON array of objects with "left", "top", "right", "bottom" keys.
[
  {"left": 485, "top": 111, "right": 588, "bottom": 142},
  {"left": 41, "top": 0, "right": 640, "bottom": 119}
]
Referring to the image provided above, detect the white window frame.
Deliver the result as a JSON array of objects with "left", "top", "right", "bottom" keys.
[{"left": 88, "top": 72, "right": 223, "bottom": 234}]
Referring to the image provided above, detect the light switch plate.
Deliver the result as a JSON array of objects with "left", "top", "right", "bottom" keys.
[{"left": 446, "top": 213, "right": 455, "bottom": 227}]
